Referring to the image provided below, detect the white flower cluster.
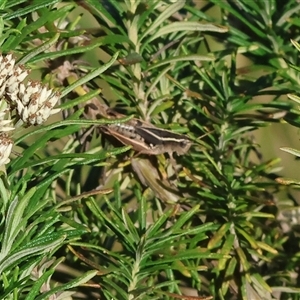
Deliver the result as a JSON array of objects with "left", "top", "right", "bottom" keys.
[
  {"left": 14, "top": 80, "right": 61, "bottom": 125},
  {"left": 0, "top": 53, "right": 61, "bottom": 167},
  {"left": 0, "top": 133, "right": 13, "bottom": 167}
]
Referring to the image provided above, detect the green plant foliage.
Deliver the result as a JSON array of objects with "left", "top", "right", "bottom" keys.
[{"left": 0, "top": 1, "right": 300, "bottom": 300}]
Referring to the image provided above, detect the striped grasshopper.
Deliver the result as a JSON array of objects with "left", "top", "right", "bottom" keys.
[{"left": 100, "top": 110, "right": 192, "bottom": 160}]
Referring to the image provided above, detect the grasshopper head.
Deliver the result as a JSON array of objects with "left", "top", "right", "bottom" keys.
[{"left": 175, "top": 139, "right": 193, "bottom": 155}]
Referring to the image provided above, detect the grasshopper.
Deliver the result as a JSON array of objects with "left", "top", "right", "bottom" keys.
[{"left": 100, "top": 111, "right": 192, "bottom": 159}]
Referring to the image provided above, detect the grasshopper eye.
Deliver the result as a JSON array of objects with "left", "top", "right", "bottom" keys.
[{"left": 179, "top": 141, "right": 187, "bottom": 148}]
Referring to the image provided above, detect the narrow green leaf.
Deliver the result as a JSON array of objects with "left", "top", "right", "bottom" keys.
[
  {"left": 3, "top": 0, "right": 60, "bottom": 20},
  {"left": 144, "top": 22, "right": 227, "bottom": 45},
  {"left": 24, "top": 269, "right": 55, "bottom": 300},
  {"left": 57, "top": 89, "right": 102, "bottom": 110},
  {"left": 140, "top": 1, "right": 185, "bottom": 41},
  {"left": 0, "top": 175, "right": 10, "bottom": 213},
  {"left": 218, "top": 234, "right": 235, "bottom": 271},
  {"left": 0, "top": 236, "right": 65, "bottom": 273},
  {"left": 147, "top": 250, "right": 226, "bottom": 265},
  {"left": 208, "top": 223, "right": 231, "bottom": 250},
  {"left": 146, "top": 54, "right": 214, "bottom": 71},
  {"left": 170, "top": 205, "right": 200, "bottom": 232},
  {"left": 17, "top": 32, "right": 60, "bottom": 65},
  {"left": 145, "top": 209, "right": 173, "bottom": 240},
  {"left": 121, "top": 209, "right": 140, "bottom": 243},
  {"left": 35, "top": 270, "right": 98, "bottom": 300},
  {"left": 280, "top": 147, "right": 300, "bottom": 158},
  {"left": 61, "top": 51, "right": 119, "bottom": 97},
  {"left": 14, "top": 114, "right": 134, "bottom": 145},
  {"left": 85, "top": 0, "right": 126, "bottom": 35},
  {"left": 1, "top": 188, "right": 36, "bottom": 258},
  {"left": 221, "top": 257, "right": 237, "bottom": 295}
]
